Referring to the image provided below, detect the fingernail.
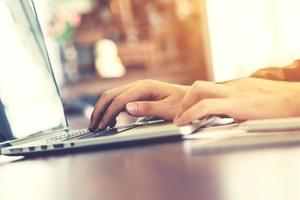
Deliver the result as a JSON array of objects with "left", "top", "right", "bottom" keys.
[{"left": 126, "top": 103, "right": 138, "bottom": 114}]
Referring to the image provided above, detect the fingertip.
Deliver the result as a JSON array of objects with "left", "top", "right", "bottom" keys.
[
  {"left": 88, "top": 120, "right": 96, "bottom": 130},
  {"left": 174, "top": 118, "right": 180, "bottom": 126},
  {"left": 175, "top": 109, "right": 196, "bottom": 126},
  {"left": 174, "top": 107, "right": 185, "bottom": 121},
  {"left": 173, "top": 112, "right": 182, "bottom": 122},
  {"left": 89, "top": 111, "right": 101, "bottom": 131},
  {"left": 88, "top": 123, "right": 93, "bottom": 131},
  {"left": 95, "top": 122, "right": 105, "bottom": 132},
  {"left": 174, "top": 117, "right": 185, "bottom": 126},
  {"left": 173, "top": 116, "right": 179, "bottom": 124},
  {"left": 108, "top": 119, "right": 117, "bottom": 128}
]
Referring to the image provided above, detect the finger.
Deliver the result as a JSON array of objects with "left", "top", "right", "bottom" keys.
[
  {"left": 96, "top": 85, "right": 159, "bottom": 130},
  {"left": 175, "top": 98, "right": 234, "bottom": 126},
  {"left": 108, "top": 118, "right": 117, "bottom": 128},
  {"left": 126, "top": 100, "right": 176, "bottom": 120},
  {"left": 89, "top": 85, "right": 131, "bottom": 130},
  {"left": 176, "top": 82, "right": 230, "bottom": 119}
]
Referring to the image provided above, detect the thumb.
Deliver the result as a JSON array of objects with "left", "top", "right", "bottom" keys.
[{"left": 126, "top": 101, "right": 173, "bottom": 119}]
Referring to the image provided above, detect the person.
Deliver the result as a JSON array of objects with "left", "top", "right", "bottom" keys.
[{"left": 89, "top": 60, "right": 300, "bottom": 131}]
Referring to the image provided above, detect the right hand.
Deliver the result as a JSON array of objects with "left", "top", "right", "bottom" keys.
[
  {"left": 174, "top": 78, "right": 300, "bottom": 126},
  {"left": 89, "top": 80, "right": 189, "bottom": 131}
]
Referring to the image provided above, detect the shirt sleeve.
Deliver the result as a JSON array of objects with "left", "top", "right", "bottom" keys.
[{"left": 251, "top": 60, "right": 300, "bottom": 82}]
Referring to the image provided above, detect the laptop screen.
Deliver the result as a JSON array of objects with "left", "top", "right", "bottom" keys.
[{"left": 0, "top": 0, "right": 68, "bottom": 141}]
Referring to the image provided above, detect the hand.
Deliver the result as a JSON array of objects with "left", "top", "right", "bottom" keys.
[
  {"left": 174, "top": 78, "right": 300, "bottom": 126},
  {"left": 89, "top": 80, "right": 188, "bottom": 131}
]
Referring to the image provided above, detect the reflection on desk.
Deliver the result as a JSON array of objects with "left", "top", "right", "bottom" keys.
[{"left": 0, "top": 116, "right": 300, "bottom": 200}]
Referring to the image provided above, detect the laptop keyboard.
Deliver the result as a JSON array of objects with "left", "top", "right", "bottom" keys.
[
  {"left": 46, "top": 120, "right": 166, "bottom": 143},
  {"left": 46, "top": 129, "right": 90, "bottom": 143},
  {"left": 45, "top": 126, "right": 131, "bottom": 143}
]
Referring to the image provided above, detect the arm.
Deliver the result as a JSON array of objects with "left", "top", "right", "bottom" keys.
[{"left": 251, "top": 60, "right": 300, "bottom": 81}]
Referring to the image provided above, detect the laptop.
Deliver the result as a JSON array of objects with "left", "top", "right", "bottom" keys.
[{"left": 0, "top": 0, "right": 216, "bottom": 156}]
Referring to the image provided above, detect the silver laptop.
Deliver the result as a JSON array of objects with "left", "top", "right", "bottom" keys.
[{"left": 0, "top": 0, "right": 215, "bottom": 156}]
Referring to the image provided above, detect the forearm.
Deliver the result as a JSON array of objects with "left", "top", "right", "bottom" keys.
[{"left": 251, "top": 60, "right": 300, "bottom": 81}]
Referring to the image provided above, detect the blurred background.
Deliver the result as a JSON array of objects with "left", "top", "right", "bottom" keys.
[
  {"left": 25, "top": 0, "right": 300, "bottom": 124},
  {"left": 34, "top": 0, "right": 210, "bottom": 95},
  {"left": 32, "top": 0, "right": 212, "bottom": 123}
]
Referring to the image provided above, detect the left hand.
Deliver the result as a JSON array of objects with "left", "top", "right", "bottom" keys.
[
  {"left": 89, "top": 80, "right": 188, "bottom": 131},
  {"left": 174, "top": 78, "right": 300, "bottom": 126}
]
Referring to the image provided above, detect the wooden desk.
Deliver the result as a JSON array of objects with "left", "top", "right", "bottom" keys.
[{"left": 0, "top": 117, "right": 299, "bottom": 200}]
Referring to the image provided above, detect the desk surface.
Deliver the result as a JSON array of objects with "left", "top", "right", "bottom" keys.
[{"left": 0, "top": 116, "right": 299, "bottom": 200}]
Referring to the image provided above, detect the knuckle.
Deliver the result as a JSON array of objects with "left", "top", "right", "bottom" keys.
[
  {"left": 181, "top": 101, "right": 190, "bottom": 110},
  {"left": 111, "top": 96, "right": 124, "bottom": 106},
  {"left": 138, "top": 103, "right": 151, "bottom": 113},
  {"left": 137, "top": 79, "right": 154, "bottom": 86},
  {"left": 142, "top": 79, "right": 154, "bottom": 84},
  {"left": 133, "top": 80, "right": 141, "bottom": 85},
  {"left": 191, "top": 81, "right": 205, "bottom": 91},
  {"left": 133, "top": 80, "right": 144, "bottom": 88},
  {"left": 133, "top": 79, "right": 155, "bottom": 92},
  {"left": 100, "top": 91, "right": 110, "bottom": 101},
  {"left": 135, "top": 79, "right": 145, "bottom": 85}
]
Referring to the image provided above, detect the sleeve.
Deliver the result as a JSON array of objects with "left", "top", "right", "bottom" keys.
[{"left": 251, "top": 60, "right": 300, "bottom": 82}]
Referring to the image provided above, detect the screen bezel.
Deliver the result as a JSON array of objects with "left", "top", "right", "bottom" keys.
[{"left": 0, "top": 0, "right": 70, "bottom": 142}]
